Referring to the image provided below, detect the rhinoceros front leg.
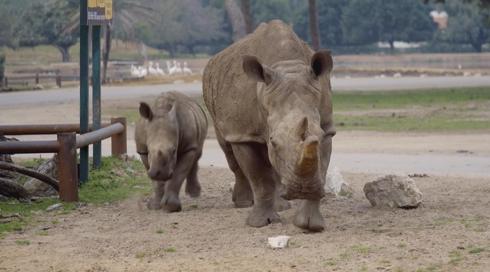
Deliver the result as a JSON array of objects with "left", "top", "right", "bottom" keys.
[
  {"left": 231, "top": 143, "right": 280, "bottom": 227},
  {"left": 162, "top": 150, "right": 198, "bottom": 212},
  {"left": 148, "top": 181, "right": 165, "bottom": 210},
  {"left": 216, "top": 132, "right": 253, "bottom": 208},
  {"left": 293, "top": 199, "right": 325, "bottom": 232}
]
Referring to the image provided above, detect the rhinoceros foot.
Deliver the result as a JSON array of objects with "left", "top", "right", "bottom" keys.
[
  {"left": 246, "top": 206, "right": 281, "bottom": 227},
  {"left": 162, "top": 193, "right": 182, "bottom": 213},
  {"left": 293, "top": 200, "right": 325, "bottom": 232}
]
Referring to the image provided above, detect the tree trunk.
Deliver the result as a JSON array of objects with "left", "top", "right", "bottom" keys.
[
  {"left": 470, "top": 28, "right": 485, "bottom": 53},
  {"left": 56, "top": 46, "right": 71, "bottom": 62},
  {"left": 0, "top": 177, "right": 30, "bottom": 200},
  {"left": 308, "top": 0, "right": 321, "bottom": 50},
  {"left": 224, "top": 0, "right": 247, "bottom": 42},
  {"left": 102, "top": 23, "right": 112, "bottom": 84},
  {"left": 240, "top": 0, "right": 254, "bottom": 34},
  {"left": 389, "top": 39, "right": 395, "bottom": 52}
]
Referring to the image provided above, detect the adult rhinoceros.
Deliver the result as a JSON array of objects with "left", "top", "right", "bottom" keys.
[{"left": 203, "top": 20, "right": 335, "bottom": 232}]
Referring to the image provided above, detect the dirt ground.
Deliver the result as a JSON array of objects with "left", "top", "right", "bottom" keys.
[{"left": 1, "top": 168, "right": 489, "bottom": 272}]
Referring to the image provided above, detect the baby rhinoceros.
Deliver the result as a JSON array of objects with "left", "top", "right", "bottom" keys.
[{"left": 135, "top": 92, "right": 208, "bottom": 212}]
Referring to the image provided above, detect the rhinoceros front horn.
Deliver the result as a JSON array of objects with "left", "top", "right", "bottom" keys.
[{"left": 296, "top": 136, "right": 319, "bottom": 176}]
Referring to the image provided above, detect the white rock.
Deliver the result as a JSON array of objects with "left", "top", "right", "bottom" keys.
[
  {"left": 325, "top": 167, "right": 353, "bottom": 197},
  {"left": 46, "top": 203, "right": 63, "bottom": 212},
  {"left": 268, "top": 235, "right": 290, "bottom": 249},
  {"left": 363, "top": 175, "right": 422, "bottom": 209}
]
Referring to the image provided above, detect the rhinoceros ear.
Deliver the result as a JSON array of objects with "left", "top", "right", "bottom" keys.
[
  {"left": 311, "top": 50, "right": 333, "bottom": 78},
  {"left": 139, "top": 102, "right": 153, "bottom": 121},
  {"left": 242, "top": 55, "right": 274, "bottom": 85}
]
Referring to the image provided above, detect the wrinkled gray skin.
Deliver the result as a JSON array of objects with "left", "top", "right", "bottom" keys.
[
  {"left": 135, "top": 92, "right": 207, "bottom": 212},
  {"left": 203, "top": 20, "right": 335, "bottom": 232}
]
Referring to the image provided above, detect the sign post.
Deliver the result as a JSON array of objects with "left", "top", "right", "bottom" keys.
[{"left": 80, "top": 0, "right": 113, "bottom": 182}]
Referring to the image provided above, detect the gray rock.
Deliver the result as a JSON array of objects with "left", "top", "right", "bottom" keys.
[{"left": 363, "top": 175, "right": 422, "bottom": 208}]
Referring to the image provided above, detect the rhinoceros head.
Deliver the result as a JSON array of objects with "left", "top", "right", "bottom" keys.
[
  {"left": 242, "top": 51, "right": 334, "bottom": 200},
  {"left": 139, "top": 100, "right": 179, "bottom": 181}
]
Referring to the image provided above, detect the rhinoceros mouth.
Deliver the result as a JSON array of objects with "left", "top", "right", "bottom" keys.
[{"left": 281, "top": 180, "right": 325, "bottom": 200}]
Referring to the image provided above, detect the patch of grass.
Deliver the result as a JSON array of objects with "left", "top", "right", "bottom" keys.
[
  {"left": 135, "top": 252, "right": 146, "bottom": 259},
  {"left": 0, "top": 198, "right": 58, "bottom": 237},
  {"left": 164, "top": 247, "right": 176, "bottom": 253},
  {"left": 36, "top": 230, "right": 49, "bottom": 236},
  {"left": 449, "top": 250, "right": 464, "bottom": 265},
  {"left": 415, "top": 264, "right": 442, "bottom": 272},
  {"left": 460, "top": 217, "right": 488, "bottom": 232},
  {"left": 1, "top": 157, "right": 150, "bottom": 239},
  {"left": 78, "top": 157, "right": 150, "bottom": 204},
  {"left": 324, "top": 258, "right": 337, "bottom": 266},
  {"left": 468, "top": 247, "right": 485, "bottom": 254},
  {"left": 397, "top": 243, "right": 407, "bottom": 248},
  {"left": 334, "top": 113, "right": 490, "bottom": 132},
  {"left": 351, "top": 244, "right": 371, "bottom": 255},
  {"left": 156, "top": 229, "right": 164, "bottom": 234},
  {"left": 15, "top": 239, "right": 30, "bottom": 246},
  {"left": 333, "top": 87, "right": 490, "bottom": 132},
  {"left": 333, "top": 87, "right": 490, "bottom": 111}
]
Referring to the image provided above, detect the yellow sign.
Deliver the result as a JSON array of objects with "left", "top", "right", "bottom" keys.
[{"left": 87, "top": 0, "right": 113, "bottom": 24}]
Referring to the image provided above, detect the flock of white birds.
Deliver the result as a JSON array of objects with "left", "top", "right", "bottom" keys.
[{"left": 130, "top": 60, "right": 193, "bottom": 78}]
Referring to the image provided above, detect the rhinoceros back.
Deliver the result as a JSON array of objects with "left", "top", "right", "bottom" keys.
[{"left": 203, "top": 20, "right": 313, "bottom": 143}]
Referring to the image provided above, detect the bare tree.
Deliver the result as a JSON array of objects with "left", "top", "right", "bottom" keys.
[
  {"left": 241, "top": 0, "right": 254, "bottom": 33},
  {"left": 308, "top": 0, "right": 321, "bottom": 50},
  {"left": 224, "top": 0, "right": 247, "bottom": 41}
]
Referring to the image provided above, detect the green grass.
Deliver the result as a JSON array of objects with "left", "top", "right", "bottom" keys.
[
  {"left": 0, "top": 157, "right": 150, "bottom": 238},
  {"left": 78, "top": 157, "right": 149, "bottom": 204},
  {"left": 333, "top": 87, "right": 490, "bottom": 132},
  {"left": 333, "top": 87, "right": 490, "bottom": 111}
]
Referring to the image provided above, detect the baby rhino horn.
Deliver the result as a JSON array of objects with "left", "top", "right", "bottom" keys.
[{"left": 296, "top": 136, "right": 319, "bottom": 176}]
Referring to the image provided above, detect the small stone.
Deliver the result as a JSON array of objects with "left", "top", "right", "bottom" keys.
[
  {"left": 268, "top": 235, "right": 290, "bottom": 249},
  {"left": 46, "top": 203, "right": 63, "bottom": 212},
  {"left": 363, "top": 175, "right": 422, "bottom": 209}
]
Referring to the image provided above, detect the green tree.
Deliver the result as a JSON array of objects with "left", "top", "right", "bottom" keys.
[
  {"left": 342, "top": 0, "right": 435, "bottom": 50},
  {"left": 435, "top": 0, "right": 489, "bottom": 52},
  {"left": 138, "top": 0, "right": 225, "bottom": 56},
  {"left": 15, "top": 0, "right": 79, "bottom": 62}
]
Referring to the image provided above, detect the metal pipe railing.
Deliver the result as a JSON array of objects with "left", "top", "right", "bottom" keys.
[
  {"left": 0, "top": 123, "right": 110, "bottom": 135},
  {"left": 0, "top": 117, "right": 127, "bottom": 203},
  {"left": 0, "top": 140, "right": 60, "bottom": 154},
  {"left": 76, "top": 122, "right": 124, "bottom": 148}
]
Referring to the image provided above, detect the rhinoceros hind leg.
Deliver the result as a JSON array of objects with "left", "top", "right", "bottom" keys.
[
  {"left": 185, "top": 160, "right": 201, "bottom": 198},
  {"left": 231, "top": 143, "right": 280, "bottom": 227},
  {"left": 293, "top": 199, "right": 325, "bottom": 232}
]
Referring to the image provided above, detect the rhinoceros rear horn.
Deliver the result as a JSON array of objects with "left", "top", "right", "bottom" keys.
[
  {"left": 296, "top": 136, "right": 319, "bottom": 176},
  {"left": 242, "top": 55, "right": 274, "bottom": 85},
  {"left": 139, "top": 102, "right": 153, "bottom": 121},
  {"left": 311, "top": 50, "right": 333, "bottom": 78}
]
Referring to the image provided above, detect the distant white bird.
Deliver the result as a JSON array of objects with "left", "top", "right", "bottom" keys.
[
  {"left": 393, "top": 72, "right": 402, "bottom": 78},
  {"left": 155, "top": 63, "right": 165, "bottom": 76},
  {"left": 148, "top": 61, "right": 158, "bottom": 76},
  {"left": 167, "top": 60, "right": 178, "bottom": 75},
  {"left": 174, "top": 61, "right": 183, "bottom": 74},
  {"left": 130, "top": 64, "right": 140, "bottom": 77},
  {"left": 138, "top": 66, "right": 148, "bottom": 77},
  {"left": 183, "top": 62, "right": 192, "bottom": 75}
]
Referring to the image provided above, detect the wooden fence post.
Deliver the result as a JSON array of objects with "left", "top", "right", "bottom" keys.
[
  {"left": 111, "top": 117, "right": 127, "bottom": 157},
  {"left": 57, "top": 133, "right": 78, "bottom": 202},
  {"left": 56, "top": 74, "right": 62, "bottom": 88},
  {"left": 35, "top": 73, "right": 40, "bottom": 85}
]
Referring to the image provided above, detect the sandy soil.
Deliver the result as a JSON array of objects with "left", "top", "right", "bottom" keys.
[{"left": 1, "top": 168, "right": 489, "bottom": 272}]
